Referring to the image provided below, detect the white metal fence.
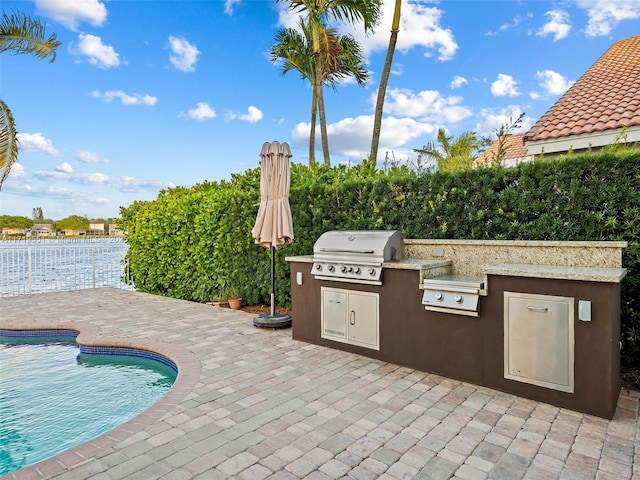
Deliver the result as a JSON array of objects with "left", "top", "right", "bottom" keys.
[{"left": 0, "top": 238, "right": 134, "bottom": 297}]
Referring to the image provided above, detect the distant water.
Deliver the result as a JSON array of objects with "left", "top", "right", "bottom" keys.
[{"left": 0, "top": 238, "right": 133, "bottom": 296}]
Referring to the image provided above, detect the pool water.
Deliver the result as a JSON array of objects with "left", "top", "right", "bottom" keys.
[{"left": 0, "top": 339, "right": 176, "bottom": 475}]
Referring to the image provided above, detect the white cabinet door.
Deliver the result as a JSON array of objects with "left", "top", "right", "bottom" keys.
[
  {"left": 321, "top": 288, "right": 348, "bottom": 341},
  {"left": 321, "top": 287, "right": 379, "bottom": 350}
]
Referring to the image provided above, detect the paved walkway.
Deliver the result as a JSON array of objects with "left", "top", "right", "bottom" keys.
[{"left": 1, "top": 289, "right": 639, "bottom": 480}]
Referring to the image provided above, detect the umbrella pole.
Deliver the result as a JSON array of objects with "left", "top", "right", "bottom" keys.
[
  {"left": 270, "top": 245, "right": 276, "bottom": 317},
  {"left": 254, "top": 244, "right": 291, "bottom": 329}
]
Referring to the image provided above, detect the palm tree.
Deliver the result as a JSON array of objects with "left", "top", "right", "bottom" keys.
[
  {"left": 271, "top": 19, "right": 369, "bottom": 165},
  {"left": 369, "top": 0, "right": 401, "bottom": 164},
  {"left": 0, "top": 10, "right": 60, "bottom": 190},
  {"left": 413, "top": 128, "right": 486, "bottom": 172},
  {"left": 278, "top": 0, "right": 381, "bottom": 166}
]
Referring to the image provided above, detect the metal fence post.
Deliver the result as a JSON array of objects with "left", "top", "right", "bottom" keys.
[{"left": 28, "top": 247, "right": 32, "bottom": 294}]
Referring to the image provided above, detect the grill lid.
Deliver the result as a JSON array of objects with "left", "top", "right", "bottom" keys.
[{"left": 313, "top": 230, "right": 403, "bottom": 264}]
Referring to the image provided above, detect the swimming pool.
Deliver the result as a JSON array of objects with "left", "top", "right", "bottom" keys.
[{"left": 0, "top": 331, "right": 176, "bottom": 475}]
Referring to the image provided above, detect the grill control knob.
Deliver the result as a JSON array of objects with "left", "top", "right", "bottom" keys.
[
  {"left": 455, "top": 295, "right": 464, "bottom": 304},
  {"left": 348, "top": 266, "right": 354, "bottom": 273},
  {"left": 354, "top": 267, "right": 361, "bottom": 274},
  {"left": 340, "top": 266, "right": 347, "bottom": 273},
  {"left": 328, "top": 265, "right": 335, "bottom": 272},
  {"left": 435, "top": 292, "right": 444, "bottom": 301},
  {"left": 368, "top": 268, "right": 376, "bottom": 276},
  {"left": 315, "top": 264, "right": 322, "bottom": 271}
]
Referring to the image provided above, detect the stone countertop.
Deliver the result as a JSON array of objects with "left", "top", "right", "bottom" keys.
[
  {"left": 382, "top": 259, "right": 451, "bottom": 270},
  {"left": 485, "top": 263, "right": 628, "bottom": 283},
  {"left": 404, "top": 239, "right": 629, "bottom": 248},
  {"left": 285, "top": 256, "right": 628, "bottom": 283},
  {"left": 285, "top": 255, "right": 314, "bottom": 263}
]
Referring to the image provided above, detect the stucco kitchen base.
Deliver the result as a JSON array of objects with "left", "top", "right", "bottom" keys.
[{"left": 289, "top": 260, "right": 623, "bottom": 418}]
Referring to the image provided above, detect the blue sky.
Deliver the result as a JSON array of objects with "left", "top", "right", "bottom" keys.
[{"left": 1, "top": 0, "right": 639, "bottom": 220}]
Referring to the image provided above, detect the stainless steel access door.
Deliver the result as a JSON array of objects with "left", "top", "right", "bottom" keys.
[{"left": 504, "top": 292, "right": 575, "bottom": 393}]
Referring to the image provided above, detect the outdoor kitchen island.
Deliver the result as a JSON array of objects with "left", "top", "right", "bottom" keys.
[{"left": 287, "top": 236, "right": 628, "bottom": 418}]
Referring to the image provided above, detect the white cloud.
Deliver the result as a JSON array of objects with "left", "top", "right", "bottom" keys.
[
  {"left": 535, "top": 70, "right": 574, "bottom": 96},
  {"left": 182, "top": 102, "right": 216, "bottom": 120},
  {"left": 224, "top": 0, "right": 242, "bottom": 15},
  {"left": 33, "top": 168, "right": 74, "bottom": 180},
  {"left": 72, "top": 34, "right": 120, "bottom": 68},
  {"left": 55, "top": 162, "right": 74, "bottom": 174},
  {"left": 475, "top": 106, "right": 532, "bottom": 138},
  {"left": 382, "top": 88, "right": 472, "bottom": 123},
  {"left": 7, "top": 163, "right": 28, "bottom": 180},
  {"left": 35, "top": 0, "right": 107, "bottom": 31},
  {"left": 537, "top": 10, "right": 572, "bottom": 41},
  {"left": 17, "top": 132, "right": 62, "bottom": 157},
  {"left": 227, "top": 106, "right": 264, "bottom": 123},
  {"left": 391, "top": 63, "right": 404, "bottom": 76},
  {"left": 577, "top": 0, "right": 640, "bottom": 36},
  {"left": 168, "top": 36, "right": 200, "bottom": 72},
  {"left": 500, "top": 16, "right": 522, "bottom": 32},
  {"left": 277, "top": 0, "right": 458, "bottom": 61},
  {"left": 92, "top": 90, "right": 158, "bottom": 106},
  {"left": 450, "top": 75, "right": 468, "bottom": 89},
  {"left": 486, "top": 16, "right": 522, "bottom": 36},
  {"left": 31, "top": 168, "right": 174, "bottom": 193},
  {"left": 76, "top": 150, "right": 109, "bottom": 163},
  {"left": 491, "top": 74, "right": 520, "bottom": 97},
  {"left": 292, "top": 114, "right": 435, "bottom": 161}
]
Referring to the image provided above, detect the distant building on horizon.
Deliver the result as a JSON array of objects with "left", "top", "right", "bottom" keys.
[
  {"left": 109, "top": 223, "right": 123, "bottom": 237},
  {"left": 88, "top": 220, "right": 106, "bottom": 236},
  {"left": 29, "top": 224, "right": 55, "bottom": 236}
]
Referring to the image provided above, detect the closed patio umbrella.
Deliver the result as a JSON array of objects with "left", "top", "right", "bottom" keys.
[{"left": 251, "top": 141, "right": 293, "bottom": 328}]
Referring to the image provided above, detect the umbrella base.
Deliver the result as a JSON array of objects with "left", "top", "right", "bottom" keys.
[{"left": 253, "top": 313, "right": 292, "bottom": 329}]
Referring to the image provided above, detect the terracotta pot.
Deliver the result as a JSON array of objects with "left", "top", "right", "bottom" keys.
[{"left": 228, "top": 298, "right": 242, "bottom": 310}]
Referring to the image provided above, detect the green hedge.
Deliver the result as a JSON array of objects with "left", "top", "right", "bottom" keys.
[{"left": 119, "top": 151, "right": 640, "bottom": 364}]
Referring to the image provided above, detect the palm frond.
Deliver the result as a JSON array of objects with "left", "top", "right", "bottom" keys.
[
  {"left": 328, "top": 0, "right": 381, "bottom": 32},
  {"left": 0, "top": 98, "right": 19, "bottom": 191},
  {"left": 0, "top": 10, "right": 61, "bottom": 62}
]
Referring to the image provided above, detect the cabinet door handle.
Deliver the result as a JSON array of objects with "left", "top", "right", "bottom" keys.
[
  {"left": 527, "top": 306, "right": 548, "bottom": 313},
  {"left": 329, "top": 300, "right": 341, "bottom": 304},
  {"left": 350, "top": 310, "right": 356, "bottom": 325}
]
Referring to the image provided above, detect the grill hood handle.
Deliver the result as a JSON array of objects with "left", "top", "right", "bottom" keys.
[{"left": 318, "top": 248, "right": 375, "bottom": 254}]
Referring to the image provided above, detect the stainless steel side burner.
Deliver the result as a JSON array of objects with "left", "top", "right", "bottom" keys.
[
  {"left": 422, "top": 275, "right": 484, "bottom": 316},
  {"left": 312, "top": 230, "right": 403, "bottom": 285}
]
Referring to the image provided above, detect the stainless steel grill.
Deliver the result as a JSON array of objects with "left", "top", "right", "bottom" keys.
[
  {"left": 312, "top": 230, "right": 403, "bottom": 285},
  {"left": 421, "top": 275, "right": 484, "bottom": 317}
]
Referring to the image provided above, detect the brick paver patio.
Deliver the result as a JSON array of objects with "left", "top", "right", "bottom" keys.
[{"left": 1, "top": 289, "right": 638, "bottom": 480}]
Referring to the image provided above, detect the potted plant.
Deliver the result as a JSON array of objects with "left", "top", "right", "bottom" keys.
[
  {"left": 228, "top": 296, "right": 243, "bottom": 310},
  {"left": 218, "top": 287, "right": 242, "bottom": 309}
]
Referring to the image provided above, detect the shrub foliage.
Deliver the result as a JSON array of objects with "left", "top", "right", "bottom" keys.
[{"left": 119, "top": 151, "right": 640, "bottom": 364}]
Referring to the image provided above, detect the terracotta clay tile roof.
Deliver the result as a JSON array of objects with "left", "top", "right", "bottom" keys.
[
  {"left": 525, "top": 34, "right": 640, "bottom": 142},
  {"left": 475, "top": 133, "right": 528, "bottom": 165}
]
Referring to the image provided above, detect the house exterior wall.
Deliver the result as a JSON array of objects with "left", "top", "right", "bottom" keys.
[{"left": 526, "top": 125, "right": 640, "bottom": 156}]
